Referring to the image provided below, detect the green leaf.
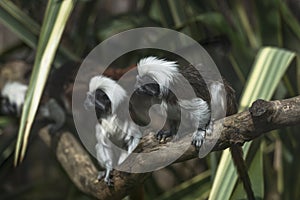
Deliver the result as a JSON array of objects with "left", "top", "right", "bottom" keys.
[
  {"left": 279, "top": 0, "right": 300, "bottom": 40},
  {"left": 234, "top": 0, "right": 261, "bottom": 49},
  {"left": 239, "top": 47, "right": 295, "bottom": 108},
  {"left": 209, "top": 47, "right": 295, "bottom": 200},
  {"left": 158, "top": 0, "right": 174, "bottom": 27},
  {"left": 0, "top": 4, "right": 37, "bottom": 48},
  {"left": 0, "top": 116, "right": 12, "bottom": 127},
  {"left": 0, "top": 0, "right": 78, "bottom": 64},
  {"left": 156, "top": 170, "right": 211, "bottom": 200},
  {"left": 167, "top": 0, "right": 186, "bottom": 28},
  {"left": 0, "top": 0, "right": 40, "bottom": 34},
  {"left": 14, "top": 0, "right": 76, "bottom": 166}
]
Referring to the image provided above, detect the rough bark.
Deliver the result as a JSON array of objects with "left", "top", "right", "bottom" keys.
[{"left": 39, "top": 96, "right": 300, "bottom": 200}]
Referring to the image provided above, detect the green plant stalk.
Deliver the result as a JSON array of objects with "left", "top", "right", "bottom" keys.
[
  {"left": 229, "top": 53, "right": 246, "bottom": 84},
  {"left": 157, "top": 170, "right": 211, "bottom": 200},
  {"left": 167, "top": 0, "right": 185, "bottom": 28},
  {"left": 0, "top": 0, "right": 40, "bottom": 34},
  {"left": 0, "top": 0, "right": 78, "bottom": 64},
  {"left": 14, "top": 0, "right": 56, "bottom": 166},
  {"left": 0, "top": 116, "right": 12, "bottom": 126},
  {"left": 0, "top": 6, "right": 37, "bottom": 48},
  {"left": 235, "top": 1, "right": 260, "bottom": 49},
  {"left": 158, "top": 0, "right": 174, "bottom": 27},
  {"left": 283, "top": 75, "right": 296, "bottom": 96},
  {"left": 277, "top": 2, "right": 283, "bottom": 48},
  {"left": 14, "top": 0, "right": 76, "bottom": 165},
  {"left": 279, "top": 0, "right": 300, "bottom": 40}
]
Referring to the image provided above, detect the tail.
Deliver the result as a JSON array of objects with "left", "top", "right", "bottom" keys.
[
  {"left": 220, "top": 79, "right": 254, "bottom": 199},
  {"left": 230, "top": 145, "right": 255, "bottom": 200}
]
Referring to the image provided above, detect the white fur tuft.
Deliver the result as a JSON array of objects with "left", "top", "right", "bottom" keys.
[
  {"left": 137, "top": 57, "right": 179, "bottom": 93},
  {"left": 89, "top": 75, "right": 127, "bottom": 113},
  {"left": 178, "top": 98, "right": 210, "bottom": 128},
  {"left": 95, "top": 115, "right": 141, "bottom": 168},
  {"left": 209, "top": 82, "right": 226, "bottom": 120},
  {"left": 1, "top": 81, "right": 28, "bottom": 114}
]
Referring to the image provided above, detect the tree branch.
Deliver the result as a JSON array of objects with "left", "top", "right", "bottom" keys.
[{"left": 39, "top": 95, "right": 300, "bottom": 200}]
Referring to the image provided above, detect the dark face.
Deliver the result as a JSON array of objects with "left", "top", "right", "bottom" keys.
[
  {"left": 134, "top": 75, "right": 160, "bottom": 97},
  {"left": 130, "top": 75, "right": 163, "bottom": 126},
  {"left": 84, "top": 89, "right": 111, "bottom": 119},
  {"left": 0, "top": 96, "right": 18, "bottom": 116}
]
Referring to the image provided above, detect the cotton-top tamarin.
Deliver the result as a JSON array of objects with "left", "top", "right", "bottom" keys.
[
  {"left": 0, "top": 61, "right": 78, "bottom": 132},
  {"left": 84, "top": 75, "right": 142, "bottom": 186},
  {"left": 134, "top": 57, "right": 254, "bottom": 200},
  {"left": 134, "top": 57, "right": 238, "bottom": 145}
]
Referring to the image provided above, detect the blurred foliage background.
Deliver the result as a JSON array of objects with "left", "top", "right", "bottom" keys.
[{"left": 0, "top": 0, "right": 300, "bottom": 199}]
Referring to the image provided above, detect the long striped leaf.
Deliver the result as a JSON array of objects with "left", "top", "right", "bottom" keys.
[
  {"left": 14, "top": 0, "right": 76, "bottom": 166},
  {"left": 157, "top": 170, "right": 211, "bottom": 200},
  {"left": 209, "top": 47, "right": 295, "bottom": 200},
  {"left": 0, "top": 0, "right": 77, "bottom": 64}
]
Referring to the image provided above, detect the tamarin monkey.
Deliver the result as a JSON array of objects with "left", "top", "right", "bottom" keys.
[
  {"left": 84, "top": 75, "right": 142, "bottom": 186},
  {"left": 0, "top": 60, "right": 80, "bottom": 132},
  {"left": 134, "top": 57, "right": 255, "bottom": 200}
]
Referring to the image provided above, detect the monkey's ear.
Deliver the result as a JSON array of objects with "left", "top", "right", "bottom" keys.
[{"left": 0, "top": 96, "right": 18, "bottom": 116}]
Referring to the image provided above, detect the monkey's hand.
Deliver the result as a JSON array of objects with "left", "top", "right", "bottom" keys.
[
  {"left": 156, "top": 129, "right": 174, "bottom": 143},
  {"left": 156, "top": 118, "right": 178, "bottom": 143}
]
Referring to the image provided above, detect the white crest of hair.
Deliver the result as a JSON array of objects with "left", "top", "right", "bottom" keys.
[
  {"left": 89, "top": 75, "right": 127, "bottom": 113},
  {"left": 137, "top": 56, "right": 179, "bottom": 94},
  {"left": 1, "top": 81, "right": 28, "bottom": 114}
]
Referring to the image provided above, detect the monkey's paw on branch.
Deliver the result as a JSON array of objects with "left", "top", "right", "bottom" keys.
[{"left": 39, "top": 96, "right": 300, "bottom": 200}]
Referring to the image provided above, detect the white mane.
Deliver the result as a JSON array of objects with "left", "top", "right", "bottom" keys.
[
  {"left": 89, "top": 76, "right": 127, "bottom": 113},
  {"left": 137, "top": 57, "right": 179, "bottom": 92},
  {"left": 1, "top": 81, "right": 28, "bottom": 115}
]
